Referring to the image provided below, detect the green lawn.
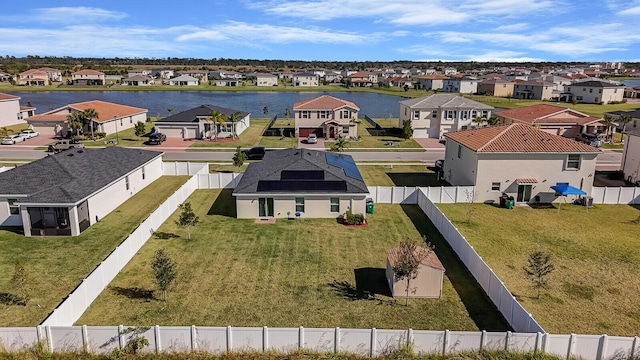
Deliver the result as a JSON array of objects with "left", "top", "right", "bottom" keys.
[
  {"left": 83, "top": 122, "right": 154, "bottom": 147},
  {"left": 0, "top": 176, "right": 189, "bottom": 326},
  {"left": 325, "top": 122, "right": 422, "bottom": 149},
  {"left": 189, "top": 119, "right": 270, "bottom": 149},
  {"left": 359, "top": 165, "right": 449, "bottom": 187},
  {"left": 438, "top": 202, "right": 640, "bottom": 336},
  {"left": 77, "top": 189, "right": 508, "bottom": 331}
]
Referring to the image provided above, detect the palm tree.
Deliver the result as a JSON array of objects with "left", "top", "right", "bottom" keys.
[
  {"left": 601, "top": 114, "right": 615, "bottom": 142},
  {"left": 619, "top": 114, "right": 632, "bottom": 135},
  {"left": 67, "top": 111, "right": 85, "bottom": 137},
  {"left": 329, "top": 136, "right": 349, "bottom": 152},
  {"left": 0, "top": 127, "right": 13, "bottom": 138},
  {"left": 82, "top": 108, "right": 99, "bottom": 139},
  {"left": 208, "top": 110, "right": 226, "bottom": 141},
  {"left": 228, "top": 111, "right": 243, "bottom": 139}
]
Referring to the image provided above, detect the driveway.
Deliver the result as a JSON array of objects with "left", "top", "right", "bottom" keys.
[
  {"left": 142, "top": 137, "right": 195, "bottom": 152},
  {"left": 10, "top": 135, "right": 57, "bottom": 147},
  {"left": 413, "top": 138, "right": 445, "bottom": 150},
  {"left": 298, "top": 138, "right": 326, "bottom": 149}
]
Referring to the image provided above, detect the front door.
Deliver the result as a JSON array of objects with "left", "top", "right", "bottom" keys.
[
  {"left": 329, "top": 126, "right": 335, "bottom": 138},
  {"left": 517, "top": 185, "right": 532, "bottom": 202},
  {"left": 258, "top": 198, "right": 274, "bottom": 217}
]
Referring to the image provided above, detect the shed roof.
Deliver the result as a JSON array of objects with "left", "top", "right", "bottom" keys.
[{"left": 386, "top": 246, "right": 444, "bottom": 271}]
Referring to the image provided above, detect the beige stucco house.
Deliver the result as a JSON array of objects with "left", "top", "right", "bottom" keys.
[
  {"left": 622, "top": 130, "right": 640, "bottom": 185},
  {"left": 442, "top": 124, "right": 600, "bottom": 203},
  {"left": 255, "top": 73, "right": 278, "bottom": 86},
  {"left": 169, "top": 75, "right": 199, "bottom": 86},
  {"left": 71, "top": 69, "right": 106, "bottom": 86},
  {"left": 293, "top": 72, "right": 319, "bottom": 87},
  {"left": 18, "top": 69, "right": 50, "bottom": 86},
  {"left": 398, "top": 94, "right": 494, "bottom": 139},
  {"left": 513, "top": 81, "right": 554, "bottom": 100},
  {"left": 478, "top": 79, "right": 515, "bottom": 97},
  {"left": 496, "top": 104, "right": 604, "bottom": 139},
  {"left": 0, "top": 93, "right": 27, "bottom": 127},
  {"left": 416, "top": 74, "right": 448, "bottom": 91},
  {"left": 294, "top": 95, "right": 359, "bottom": 139},
  {"left": 386, "top": 245, "right": 445, "bottom": 299},
  {"left": 442, "top": 77, "right": 478, "bottom": 94},
  {"left": 566, "top": 80, "right": 625, "bottom": 104},
  {"left": 154, "top": 104, "right": 250, "bottom": 140},
  {"left": 233, "top": 149, "right": 369, "bottom": 219},
  {"left": 26, "top": 100, "right": 148, "bottom": 137}
]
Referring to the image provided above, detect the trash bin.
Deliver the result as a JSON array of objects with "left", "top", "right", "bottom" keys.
[
  {"left": 584, "top": 196, "right": 593, "bottom": 207},
  {"left": 366, "top": 198, "right": 374, "bottom": 214},
  {"left": 506, "top": 197, "right": 515, "bottom": 209}
]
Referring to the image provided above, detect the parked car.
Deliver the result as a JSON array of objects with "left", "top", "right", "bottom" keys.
[
  {"left": 148, "top": 132, "right": 167, "bottom": 145},
  {"left": 19, "top": 129, "right": 39, "bottom": 139},
  {"left": 241, "top": 146, "right": 266, "bottom": 160},
  {"left": 1, "top": 134, "right": 26, "bottom": 145},
  {"left": 47, "top": 139, "right": 85, "bottom": 153},
  {"left": 306, "top": 133, "right": 318, "bottom": 144},
  {"left": 576, "top": 133, "right": 602, "bottom": 147}
]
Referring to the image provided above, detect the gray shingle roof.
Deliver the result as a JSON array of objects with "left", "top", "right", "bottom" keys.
[
  {"left": 233, "top": 149, "right": 369, "bottom": 195},
  {"left": 399, "top": 94, "right": 494, "bottom": 110},
  {"left": 0, "top": 147, "right": 162, "bottom": 204},
  {"left": 155, "top": 104, "right": 249, "bottom": 124}
]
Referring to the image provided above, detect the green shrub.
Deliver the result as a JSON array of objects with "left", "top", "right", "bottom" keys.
[{"left": 345, "top": 210, "right": 365, "bottom": 225}]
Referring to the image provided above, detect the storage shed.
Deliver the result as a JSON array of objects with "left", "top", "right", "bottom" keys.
[{"left": 385, "top": 245, "right": 445, "bottom": 299}]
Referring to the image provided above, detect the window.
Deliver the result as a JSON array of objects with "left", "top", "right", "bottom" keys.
[
  {"left": 130, "top": 117, "right": 133, "bottom": 124},
  {"left": 432, "top": 110, "right": 437, "bottom": 118},
  {"left": 457, "top": 144, "right": 462, "bottom": 159},
  {"left": 598, "top": 89, "right": 602, "bottom": 93},
  {"left": 330, "top": 197, "right": 340, "bottom": 212},
  {"left": 461, "top": 111, "right": 468, "bottom": 119},
  {"left": 576, "top": 96, "right": 583, "bottom": 101},
  {"left": 589, "top": 88, "right": 593, "bottom": 93},
  {"left": 491, "top": 182, "right": 501, "bottom": 191},
  {"left": 318, "top": 111, "right": 328, "bottom": 119},
  {"left": 125, "top": 175, "right": 130, "bottom": 190},
  {"left": 482, "top": 110, "right": 488, "bottom": 117},
  {"left": 342, "top": 110, "right": 349, "bottom": 119},
  {"left": 343, "top": 125, "right": 349, "bottom": 134},
  {"left": 142, "top": 166, "right": 146, "bottom": 180},
  {"left": 300, "top": 111, "right": 309, "bottom": 119},
  {"left": 566, "top": 154, "right": 580, "bottom": 170},
  {"left": 295, "top": 198, "right": 305, "bottom": 212},
  {"left": 413, "top": 110, "right": 420, "bottom": 119},
  {"left": 8, "top": 199, "right": 19, "bottom": 215}
]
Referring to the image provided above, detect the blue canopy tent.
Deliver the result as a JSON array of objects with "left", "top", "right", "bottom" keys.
[{"left": 550, "top": 185, "right": 587, "bottom": 212}]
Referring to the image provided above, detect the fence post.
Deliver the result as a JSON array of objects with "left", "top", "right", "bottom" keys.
[
  {"left": 118, "top": 325, "right": 125, "bottom": 350},
  {"left": 263, "top": 326, "right": 268, "bottom": 351},
  {"left": 505, "top": 331, "right": 511, "bottom": 350},
  {"left": 597, "top": 334, "right": 608, "bottom": 360},
  {"left": 480, "top": 330, "right": 486, "bottom": 350},
  {"left": 46, "top": 326, "right": 53, "bottom": 352},
  {"left": 370, "top": 328, "right": 376, "bottom": 357},
  {"left": 534, "top": 332, "right": 542, "bottom": 352},
  {"left": 82, "top": 325, "right": 88, "bottom": 352},
  {"left": 443, "top": 329, "right": 449, "bottom": 355},
  {"left": 191, "top": 325, "right": 197, "bottom": 351},
  {"left": 631, "top": 336, "right": 639, "bottom": 358},
  {"left": 541, "top": 333, "right": 549, "bottom": 353},
  {"left": 227, "top": 326, "right": 232, "bottom": 352},
  {"left": 567, "top": 333, "right": 576, "bottom": 360},
  {"left": 334, "top": 327, "right": 340, "bottom": 353},
  {"left": 154, "top": 325, "right": 161, "bottom": 353},
  {"left": 298, "top": 326, "right": 304, "bottom": 350},
  {"left": 407, "top": 328, "right": 413, "bottom": 348}
]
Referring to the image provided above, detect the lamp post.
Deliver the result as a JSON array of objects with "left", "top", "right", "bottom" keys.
[{"left": 114, "top": 116, "right": 119, "bottom": 144}]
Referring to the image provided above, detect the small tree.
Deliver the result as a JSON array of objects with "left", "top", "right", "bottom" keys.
[
  {"left": 175, "top": 202, "right": 199, "bottom": 240},
  {"left": 262, "top": 106, "right": 269, "bottom": 117},
  {"left": 0, "top": 127, "right": 13, "bottom": 138},
  {"left": 167, "top": 107, "right": 173, "bottom": 116},
  {"left": 233, "top": 146, "right": 247, "bottom": 168},
  {"left": 619, "top": 114, "right": 632, "bottom": 134},
  {"left": 392, "top": 237, "right": 432, "bottom": 306},
  {"left": 523, "top": 251, "right": 555, "bottom": 299},
  {"left": 134, "top": 121, "right": 146, "bottom": 139},
  {"left": 571, "top": 98, "right": 578, "bottom": 108},
  {"left": 402, "top": 120, "right": 413, "bottom": 140},
  {"left": 11, "top": 259, "right": 30, "bottom": 305},
  {"left": 152, "top": 248, "right": 177, "bottom": 301},
  {"left": 329, "top": 136, "right": 349, "bottom": 152}
]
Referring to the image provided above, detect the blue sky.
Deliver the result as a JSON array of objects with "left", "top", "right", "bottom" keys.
[{"left": 1, "top": 0, "right": 639, "bottom": 62}]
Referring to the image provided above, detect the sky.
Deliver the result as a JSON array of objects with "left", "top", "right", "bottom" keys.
[{"left": 0, "top": 0, "right": 639, "bottom": 62}]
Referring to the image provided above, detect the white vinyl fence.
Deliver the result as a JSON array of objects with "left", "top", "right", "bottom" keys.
[
  {"left": 591, "top": 187, "right": 640, "bottom": 204},
  {"left": 1, "top": 326, "right": 639, "bottom": 360},
  {"left": 163, "top": 161, "right": 208, "bottom": 176},
  {"left": 39, "top": 169, "right": 206, "bottom": 326}
]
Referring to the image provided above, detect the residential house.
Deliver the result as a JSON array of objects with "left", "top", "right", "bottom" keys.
[
  {"left": 210, "top": 70, "right": 243, "bottom": 80},
  {"left": 71, "top": 69, "right": 106, "bottom": 86},
  {"left": 416, "top": 74, "right": 448, "bottom": 91},
  {"left": 513, "top": 81, "right": 554, "bottom": 100},
  {"left": 323, "top": 71, "right": 342, "bottom": 83},
  {"left": 152, "top": 69, "right": 174, "bottom": 79},
  {"left": 233, "top": 149, "right": 369, "bottom": 219},
  {"left": 398, "top": 94, "right": 494, "bottom": 139},
  {"left": 0, "top": 93, "right": 27, "bottom": 127},
  {"left": 127, "top": 69, "right": 152, "bottom": 77},
  {"left": 169, "top": 75, "right": 199, "bottom": 86},
  {"left": 603, "top": 109, "right": 640, "bottom": 132},
  {"left": 154, "top": 104, "right": 250, "bottom": 140},
  {"left": 624, "top": 86, "right": 640, "bottom": 99},
  {"left": 622, "top": 130, "right": 640, "bottom": 185},
  {"left": 496, "top": 104, "right": 604, "bottom": 139},
  {"left": 177, "top": 70, "right": 209, "bottom": 82},
  {"left": 0, "top": 72, "right": 13, "bottom": 82},
  {"left": 477, "top": 79, "right": 515, "bottom": 97},
  {"left": 214, "top": 78, "right": 241, "bottom": 87},
  {"left": 442, "top": 124, "right": 600, "bottom": 203},
  {"left": 17, "top": 69, "right": 50, "bottom": 86},
  {"left": 293, "top": 95, "right": 359, "bottom": 139},
  {"left": 122, "top": 75, "right": 154, "bottom": 86},
  {"left": 26, "top": 100, "right": 148, "bottom": 137},
  {"left": 443, "top": 77, "right": 478, "bottom": 94},
  {"left": 37, "top": 67, "right": 62, "bottom": 82},
  {"left": 0, "top": 147, "right": 163, "bottom": 236},
  {"left": 565, "top": 80, "right": 625, "bottom": 104},
  {"left": 348, "top": 72, "right": 377, "bottom": 87},
  {"left": 381, "top": 77, "right": 413, "bottom": 88},
  {"left": 292, "top": 72, "right": 319, "bottom": 87},
  {"left": 443, "top": 67, "right": 457, "bottom": 75},
  {"left": 255, "top": 73, "right": 278, "bottom": 86},
  {"left": 386, "top": 245, "right": 445, "bottom": 299}
]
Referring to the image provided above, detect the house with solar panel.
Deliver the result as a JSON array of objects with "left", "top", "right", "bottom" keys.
[{"left": 233, "top": 149, "right": 369, "bottom": 219}]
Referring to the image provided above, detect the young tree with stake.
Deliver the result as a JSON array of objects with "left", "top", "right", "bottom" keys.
[
  {"left": 152, "top": 248, "right": 177, "bottom": 301},
  {"left": 523, "top": 251, "right": 555, "bottom": 299},
  {"left": 11, "top": 259, "right": 30, "bottom": 305},
  {"left": 175, "top": 202, "right": 199, "bottom": 240}
]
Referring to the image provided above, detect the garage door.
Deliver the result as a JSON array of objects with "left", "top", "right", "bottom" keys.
[
  {"left": 299, "top": 127, "right": 323, "bottom": 137},
  {"left": 32, "top": 124, "right": 56, "bottom": 136},
  {"left": 156, "top": 126, "right": 183, "bottom": 138},
  {"left": 183, "top": 127, "right": 197, "bottom": 139}
]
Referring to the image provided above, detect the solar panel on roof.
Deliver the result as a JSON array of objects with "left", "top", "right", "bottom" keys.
[
  {"left": 281, "top": 170, "right": 324, "bottom": 180},
  {"left": 325, "top": 152, "right": 363, "bottom": 181}
]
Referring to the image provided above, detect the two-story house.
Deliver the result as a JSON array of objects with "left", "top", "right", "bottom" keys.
[
  {"left": 416, "top": 75, "right": 448, "bottom": 91},
  {"left": 292, "top": 72, "right": 319, "bottom": 87},
  {"left": 513, "top": 81, "right": 554, "bottom": 100},
  {"left": 294, "top": 95, "right": 359, "bottom": 139},
  {"left": 0, "top": 93, "right": 27, "bottom": 127},
  {"left": 442, "top": 77, "right": 478, "bottom": 94},
  {"left": 442, "top": 124, "right": 600, "bottom": 203},
  {"left": 566, "top": 80, "right": 625, "bottom": 104},
  {"left": 17, "top": 69, "right": 50, "bottom": 86},
  {"left": 348, "top": 72, "right": 376, "bottom": 87},
  {"left": 37, "top": 67, "right": 62, "bottom": 82},
  {"left": 477, "top": 79, "right": 515, "bottom": 97},
  {"left": 71, "top": 70, "right": 106, "bottom": 86},
  {"left": 398, "top": 94, "right": 494, "bottom": 139}
]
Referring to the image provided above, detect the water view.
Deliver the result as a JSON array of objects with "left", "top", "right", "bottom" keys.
[{"left": 8, "top": 91, "right": 405, "bottom": 119}]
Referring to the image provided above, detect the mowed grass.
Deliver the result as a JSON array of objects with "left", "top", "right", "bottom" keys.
[
  {"left": 438, "top": 202, "right": 640, "bottom": 336},
  {"left": 0, "top": 176, "right": 189, "bottom": 326},
  {"left": 78, "top": 190, "right": 509, "bottom": 331},
  {"left": 325, "top": 121, "right": 422, "bottom": 149},
  {"left": 359, "top": 165, "right": 449, "bottom": 187}
]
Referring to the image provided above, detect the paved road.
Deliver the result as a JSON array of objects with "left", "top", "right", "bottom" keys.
[{"left": 0, "top": 146, "right": 623, "bottom": 170}]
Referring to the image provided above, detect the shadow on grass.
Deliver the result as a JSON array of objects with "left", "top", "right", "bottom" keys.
[
  {"left": 207, "top": 189, "right": 236, "bottom": 217},
  {"left": 154, "top": 232, "right": 180, "bottom": 239},
  {"left": 0, "top": 292, "right": 23, "bottom": 306},
  {"left": 110, "top": 286, "right": 154, "bottom": 301},
  {"left": 354, "top": 267, "right": 392, "bottom": 298},
  {"left": 400, "top": 204, "right": 511, "bottom": 331},
  {"left": 387, "top": 172, "right": 449, "bottom": 187},
  {"left": 0, "top": 227, "right": 25, "bottom": 235}
]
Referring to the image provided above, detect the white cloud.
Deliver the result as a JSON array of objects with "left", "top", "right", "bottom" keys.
[
  {"left": 459, "top": 0, "right": 556, "bottom": 15},
  {"left": 463, "top": 50, "right": 543, "bottom": 62},
  {"left": 494, "top": 23, "right": 530, "bottom": 32},
  {"left": 30, "top": 7, "right": 127, "bottom": 23},
  {"left": 617, "top": 6, "right": 640, "bottom": 15}
]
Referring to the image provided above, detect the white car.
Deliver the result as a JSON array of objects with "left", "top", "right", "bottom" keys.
[
  {"left": 19, "top": 129, "right": 39, "bottom": 139},
  {"left": 306, "top": 133, "right": 318, "bottom": 144},
  {"left": 1, "top": 134, "right": 26, "bottom": 145}
]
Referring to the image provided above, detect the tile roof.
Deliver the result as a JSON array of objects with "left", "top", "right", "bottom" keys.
[
  {"left": 0, "top": 93, "right": 19, "bottom": 101},
  {"left": 67, "top": 100, "right": 147, "bottom": 122},
  {"left": 386, "top": 246, "right": 444, "bottom": 271},
  {"left": 26, "top": 114, "right": 68, "bottom": 122},
  {"left": 496, "top": 104, "right": 600, "bottom": 125},
  {"left": 417, "top": 74, "right": 449, "bottom": 80},
  {"left": 0, "top": 147, "right": 162, "bottom": 204},
  {"left": 233, "top": 149, "right": 369, "bottom": 195},
  {"left": 294, "top": 95, "right": 359, "bottom": 111},
  {"left": 20, "top": 69, "right": 47, "bottom": 75},
  {"left": 399, "top": 94, "right": 493, "bottom": 110},
  {"left": 155, "top": 104, "right": 248, "bottom": 124},
  {"left": 72, "top": 69, "right": 105, "bottom": 75},
  {"left": 444, "top": 123, "right": 600, "bottom": 153}
]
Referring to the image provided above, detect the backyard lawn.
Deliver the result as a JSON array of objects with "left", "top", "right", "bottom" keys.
[
  {"left": 325, "top": 120, "right": 422, "bottom": 150},
  {"left": 438, "top": 202, "right": 640, "bottom": 336},
  {"left": 84, "top": 121, "right": 154, "bottom": 147},
  {"left": 0, "top": 176, "right": 189, "bottom": 326},
  {"left": 358, "top": 165, "right": 449, "bottom": 187},
  {"left": 77, "top": 189, "right": 508, "bottom": 331}
]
